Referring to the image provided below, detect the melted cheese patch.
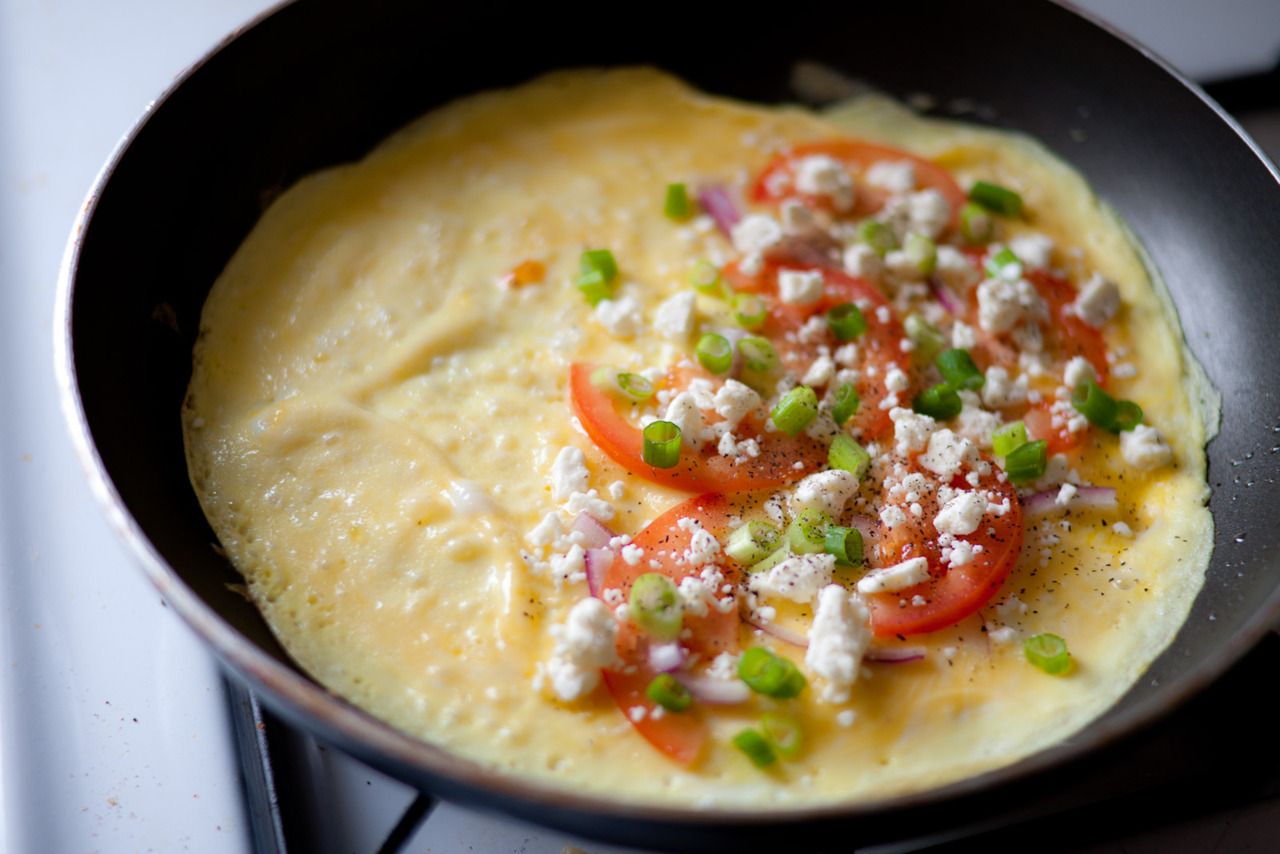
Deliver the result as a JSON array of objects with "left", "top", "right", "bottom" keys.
[{"left": 184, "top": 69, "right": 1211, "bottom": 808}]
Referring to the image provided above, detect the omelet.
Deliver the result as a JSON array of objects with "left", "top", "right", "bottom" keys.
[{"left": 183, "top": 68, "right": 1213, "bottom": 808}]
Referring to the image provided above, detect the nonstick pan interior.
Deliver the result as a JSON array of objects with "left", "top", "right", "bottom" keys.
[{"left": 57, "top": 0, "right": 1280, "bottom": 848}]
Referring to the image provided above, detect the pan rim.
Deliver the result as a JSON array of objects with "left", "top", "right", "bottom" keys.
[{"left": 50, "top": 0, "right": 1280, "bottom": 833}]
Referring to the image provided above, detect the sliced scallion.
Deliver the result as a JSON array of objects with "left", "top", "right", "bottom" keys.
[
  {"left": 748, "top": 542, "right": 792, "bottom": 575},
  {"left": 984, "top": 246, "right": 1022, "bottom": 281},
  {"left": 732, "top": 728, "right": 777, "bottom": 768},
  {"left": 664, "top": 183, "right": 693, "bottom": 221},
  {"left": 738, "top": 335, "right": 780, "bottom": 374},
  {"left": 688, "top": 259, "right": 725, "bottom": 297},
  {"left": 828, "top": 434, "right": 871, "bottom": 481},
  {"left": 771, "top": 386, "right": 819, "bottom": 436},
  {"left": 1004, "top": 438, "right": 1048, "bottom": 484},
  {"left": 786, "top": 508, "right": 831, "bottom": 555},
  {"left": 959, "top": 201, "right": 994, "bottom": 244},
  {"left": 617, "top": 371, "right": 654, "bottom": 402},
  {"left": 1071, "top": 379, "right": 1143, "bottom": 433},
  {"left": 823, "top": 525, "right": 864, "bottom": 567},
  {"left": 759, "top": 713, "right": 804, "bottom": 759},
  {"left": 580, "top": 248, "right": 618, "bottom": 282},
  {"left": 904, "top": 314, "right": 947, "bottom": 366},
  {"left": 903, "top": 232, "right": 937, "bottom": 276},
  {"left": 1024, "top": 632, "right": 1071, "bottom": 675},
  {"left": 738, "top": 647, "right": 807, "bottom": 699},
  {"left": 642, "top": 420, "right": 682, "bottom": 468},
  {"left": 827, "top": 302, "right": 867, "bottom": 341},
  {"left": 629, "top": 573, "right": 683, "bottom": 642},
  {"left": 576, "top": 269, "right": 613, "bottom": 306},
  {"left": 969, "top": 180, "right": 1024, "bottom": 217},
  {"left": 912, "top": 383, "right": 962, "bottom": 420},
  {"left": 936, "top": 348, "right": 984, "bottom": 391},
  {"left": 991, "top": 420, "right": 1029, "bottom": 458},
  {"left": 732, "top": 293, "right": 767, "bottom": 330},
  {"left": 857, "top": 219, "right": 898, "bottom": 256},
  {"left": 831, "top": 383, "right": 860, "bottom": 427},
  {"left": 725, "top": 520, "right": 782, "bottom": 566},
  {"left": 695, "top": 332, "right": 733, "bottom": 375},
  {"left": 646, "top": 673, "right": 693, "bottom": 712}
]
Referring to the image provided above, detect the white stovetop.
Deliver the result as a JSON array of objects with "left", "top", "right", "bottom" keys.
[{"left": 2, "top": 2, "right": 1278, "bottom": 853}]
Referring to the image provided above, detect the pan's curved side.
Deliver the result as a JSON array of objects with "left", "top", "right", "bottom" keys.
[{"left": 55, "top": 0, "right": 1280, "bottom": 849}]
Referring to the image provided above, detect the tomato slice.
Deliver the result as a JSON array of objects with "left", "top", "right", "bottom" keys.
[
  {"left": 1024, "top": 401, "right": 1083, "bottom": 455},
  {"left": 866, "top": 457, "right": 1023, "bottom": 637},
  {"left": 1026, "top": 270, "right": 1109, "bottom": 384},
  {"left": 569, "top": 364, "right": 826, "bottom": 493},
  {"left": 724, "top": 258, "right": 911, "bottom": 440},
  {"left": 750, "top": 139, "right": 967, "bottom": 224},
  {"left": 599, "top": 494, "right": 742, "bottom": 764}
]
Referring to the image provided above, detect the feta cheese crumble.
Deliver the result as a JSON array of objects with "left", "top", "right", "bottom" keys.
[
  {"left": 550, "top": 446, "right": 589, "bottom": 501},
  {"left": 778, "top": 269, "right": 825, "bottom": 305},
  {"left": 749, "top": 553, "right": 836, "bottom": 603},
  {"left": 856, "top": 556, "right": 930, "bottom": 594},
  {"left": 1120, "top": 424, "right": 1173, "bottom": 470},
  {"left": 653, "top": 291, "right": 697, "bottom": 341},
  {"left": 805, "top": 585, "right": 872, "bottom": 703},
  {"left": 1074, "top": 273, "right": 1121, "bottom": 328},
  {"left": 546, "top": 598, "right": 619, "bottom": 701},
  {"left": 789, "top": 469, "right": 860, "bottom": 518}
]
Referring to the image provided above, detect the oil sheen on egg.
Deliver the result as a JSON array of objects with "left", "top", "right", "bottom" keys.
[{"left": 183, "top": 69, "right": 1212, "bottom": 808}]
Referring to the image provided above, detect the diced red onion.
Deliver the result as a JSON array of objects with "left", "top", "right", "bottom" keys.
[
  {"left": 743, "top": 612, "right": 809, "bottom": 647},
  {"left": 584, "top": 548, "right": 614, "bottom": 597},
  {"left": 865, "top": 646, "right": 927, "bottom": 664},
  {"left": 572, "top": 512, "right": 615, "bottom": 550},
  {"left": 1022, "top": 485, "right": 1117, "bottom": 519},
  {"left": 648, "top": 642, "right": 686, "bottom": 673},
  {"left": 697, "top": 184, "right": 741, "bottom": 237},
  {"left": 676, "top": 674, "right": 751, "bottom": 705},
  {"left": 931, "top": 281, "right": 965, "bottom": 315}
]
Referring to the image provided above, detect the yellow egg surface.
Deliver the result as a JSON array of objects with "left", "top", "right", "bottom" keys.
[{"left": 183, "top": 68, "right": 1213, "bottom": 808}]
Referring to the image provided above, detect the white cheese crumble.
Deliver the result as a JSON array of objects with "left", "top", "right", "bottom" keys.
[
  {"left": 731, "top": 213, "right": 784, "bottom": 255},
  {"left": 1112, "top": 521, "right": 1135, "bottom": 538},
  {"left": 933, "top": 245, "right": 980, "bottom": 293},
  {"left": 653, "top": 291, "right": 697, "bottom": 341},
  {"left": 805, "top": 584, "right": 872, "bottom": 703},
  {"left": 749, "top": 553, "right": 836, "bottom": 603},
  {"left": 789, "top": 469, "right": 860, "bottom": 518},
  {"left": 664, "top": 391, "right": 711, "bottom": 450},
  {"left": 864, "top": 160, "right": 916, "bottom": 194},
  {"left": 1063, "top": 355, "right": 1097, "bottom": 388},
  {"left": 882, "top": 189, "right": 950, "bottom": 239},
  {"left": 802, "top": 355, "right": 836, "bottom": 387},
  {"left": 1074, "top": 273, "right": 1121, "bottom": 328},
  {"left": 951, "top": 321, "right": 979, "bottom": 350},
  {"left": 890, "top": 407, "right": 937, "bottom": 454},
  {"left": 857, "top": 555, "right": 930, "bottom": 595},
  {"left": 525, "top": 512, "right": 562, "bottom": 548},
  {"left": 794, "top": 154, "right": 855, "bottom": 211},
  {"left": 621, "top": 544, "right": 645, "bottom": 566},
  {"left": 885, "top": 367, "right": 910, "bottom": 393},
  {"left": 879, "top": 504, "right": 908, "bottom": 530},
  {"left": 1121, "top": 424, "right": 1173, "bottom": 470},
  {"left": 780, "top": 199, "right": 817, "bottom": 234},
  {"left": 955, "top": 391, "right": 1003, "bottom": 450},
  {"left": 981, "top": 366, "right": 1029, "bottom": 408},
  {"left": 933, "top": 490, "right": 986, "bottom": 536},
  {"left": 564, "top": 489, "right": 615, "bottom": 521},
  {"left": 1009, "top": 232, "right": 1054, "bottom": 269},
  {"left": 976, "top": 276, "right": 1047, "bottom": 334},
  {"left": 593, "top": 295, "right": 644, "bottom": 338},
  {"left": 713, "top": 379, "right": 761, "bottom": 429},
  {"left": 843, "top": 243, "right": 884, "bottom": 280},
  {"left": 919, "top": 429, "right": 979, "bottom": 481},
  {"left": 546, "top": 597, "right": 619, "bottom": 702},
  {"left": 1056, "top": 483, "right": 1079, "bottom": 507},
  {"left": 550, "top": 446, "right": 590, "bottom": 501},
  {"left": 778, "top": 269, "right": 825, "bottom": 305}
]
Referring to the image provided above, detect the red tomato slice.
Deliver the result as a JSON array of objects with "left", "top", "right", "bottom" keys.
[
  {"left": 750, "top": 139, "right": 967, "bottom": 224},
  {"left": 569, "top": 364, "right": 826, "bottom": 493},
  {"left": 723, "top": 259, "right": 911, "bottom": 440},
  {"left": 1024, "top": 401, "right": 1083, "bottom": 455},
  {"left": 599, "top": 494, "right": 742, "bottom": 765},
  {"left": 1026, "top": 270, "right": 1110, "bottom": 385},
  {"left": 866, "top": 458, "right": 1023, "bottom": 637}
]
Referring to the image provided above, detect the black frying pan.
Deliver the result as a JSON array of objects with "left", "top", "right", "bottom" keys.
[{"left": 54, "top": 0, "right": 1280, "bottom": 849}]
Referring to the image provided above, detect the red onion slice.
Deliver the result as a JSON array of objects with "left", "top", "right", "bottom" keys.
[
  {"left": 648, "top": 642, "right": 686, "bottom": 674},
  {"left": 930, "top": 281, "right": 965, "bottom": 315},
  {"left": 584, "top": 548, "right": 614, "bottom": 597},
  {"left": 697, "top": 184, "right": 741, "bottom": 237},
  {"left": 572, "top": 512, "right": 616, "bottom": 550},
  {"left": 676, "top": 674, "right": 751, "bottom": 705},
  {"left": 865, "top": 646, "right": 928, "bottom": 664},
  {"left": 1022, "top": 485, "right": 1117, "bottom": 519},
  {"left": 743, "top": 611, "right": 809, "bottom": 647}
]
